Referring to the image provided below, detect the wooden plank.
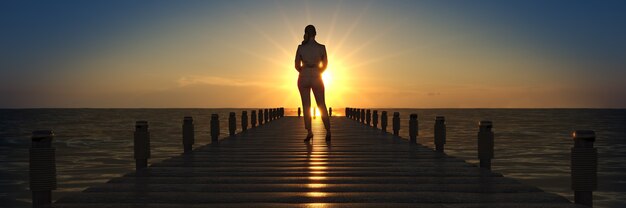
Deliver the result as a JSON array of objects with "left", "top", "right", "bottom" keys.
[{"left": 55, "top": 116, "right": 577, "bottom": 207}]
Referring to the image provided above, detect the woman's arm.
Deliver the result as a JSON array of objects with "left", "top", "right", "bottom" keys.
[
  {"left": 320, "top": 45, "right": 328, "bottom": 72},
  {"left": 294, "top": 45, "right": 302, "bottom": 72}
]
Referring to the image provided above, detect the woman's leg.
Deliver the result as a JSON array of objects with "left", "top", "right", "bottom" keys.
[
  {"left": 298, "top": 76, "right": 312, "bottom": 131},
  {"left": 311, "top": 77, "right": 331, "bottom": 132}
]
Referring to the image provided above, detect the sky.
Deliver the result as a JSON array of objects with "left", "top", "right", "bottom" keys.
[{"left": 1, "top": 0, "right": 625, "bottom": 108}]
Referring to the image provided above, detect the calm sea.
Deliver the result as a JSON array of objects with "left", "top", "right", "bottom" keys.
[{"left": 1, "top": 109, "right": 625, "bottom": 207}]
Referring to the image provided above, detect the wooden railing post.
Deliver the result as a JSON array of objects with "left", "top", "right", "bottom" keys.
[
  {"left": 329, "top": 107, "right": 333, "bottom": 117},
  {"left": 350, "top": 108, "right": 354, "bottom": 119},
  {"left": 264, "top": 109, "right": 269, "bottom": 123},
  {"left": 251, "top": 110, "right": 257, "bottom": 127},
  {"left": 258, "top": 109, "right": 264, "bottom": 125},
  {"left": 360, "top": 109, "right": 365, "bottom": 123},
  {"left": 478, "top": 121, "right": 494, "bottom": 170},
  {"left": 30, "top": 130, "right": 56, "bottom": 208},
  {"left": 349, "top": 108, "right": 352, "bottom": 120},
  {"left": 229, "top": 112, "right": 236, "bottom": 136},
  {"left": 269, "top": 109, "right": 273, "bottom": 121},
  {"left": 381, "top": 111, "right": 388, "bottom": 133},
  {"left": 182, "top": 117, "right": 194, "bottom": 153},
  {"left": 298, "top": 107, "right": 301, "bottom": 117},
  {"left": 372, "top": 110, "right": 379, "bottom": 128},
  {"left": 355, "top": 108, "right": 360, "bottom": 121},
  {"left": 392, "top": 112, "right": 400, "bottom": 136},
  {"left": 268, "top": 109, "right": 272, "bottom": 121},
  {"left": 134, "top": 121, "right": 150, "bottom": 170},
  {"left": 434, "top": 116, "right": 446, "bottom": 152},
  {"left": 409, "top": 114, "right": 418, "bottom": 144},
  {"left": 366, "top": 109, "right": 371, "bottom": 126},
  {"left": 273, "top": 108, "right": 277, "bottom": 120},
  {"left": 241, "top": 111, "right": 248, "bottom": 132},
  {"left": 211, "top": 114, "right": 220, "bottom": 143},
  {"left": 571, "top": 130, "right": 597, "bottom": 207}
]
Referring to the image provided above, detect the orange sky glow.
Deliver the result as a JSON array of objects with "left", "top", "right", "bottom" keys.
[{"left": 1, "top": 1, "right": 624, "bottom": 108}]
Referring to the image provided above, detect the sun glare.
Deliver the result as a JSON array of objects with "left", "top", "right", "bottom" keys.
[
  {"left": 322, "top": 71, "right": 332, "bottom": 87},
  {"left": 245, "top": 2, "right": 391, "bottom": 108},
  {"left": 310, "top": 107, "right": 321, "bottom": 117}
]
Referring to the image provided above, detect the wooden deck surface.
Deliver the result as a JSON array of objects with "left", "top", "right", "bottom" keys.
[{"left": 55, "top": 116, "right": 584, "bottom": 207}]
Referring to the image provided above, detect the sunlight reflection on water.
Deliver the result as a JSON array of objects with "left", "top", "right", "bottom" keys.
[{"left": 0, "top": 108, "right": 624, "bottom": 207}]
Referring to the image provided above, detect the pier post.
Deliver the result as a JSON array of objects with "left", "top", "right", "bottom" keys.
[
  {"left": 280, "top": 107, "right": 284, "bottom": 117},
  {"left": 298, "top": 107, "right": 301, "bottom": 117},
  {"left": 571, "top": 130, "right": 597, "bottom": 207},
  {"left": 434, "top": 116, "right": 446, "bottom": 152},
  {"left": 269, "top": 109, "right": 274, "bottom": 121},
  {"left": 347, "top": 108, "right": 351, "bottom": 118},
  {"left": 392, "top": 112, "right": 400, "bottom": 136},
  {"left": 381, "top": 111, "right": 388, "bottom": 133},
  {"left": 366, "top": 109, "right": 371, "bottom": 126},
  {"left": 329, "top": 107, "right": 333, "bottom": 117},
  {"left": 264, "top": 109, "right": 269, "bottom": 123},
  {"left": 134, "top": 121, "right": 150, "bottom": 170},
  {"left": 229, "top": 112, "right": 236, "bottom": 136},
  {"left": 349, "top": 108, "right": 354, "bottom": 119},
  {"left": 360, "top": 109, "right": 365, "bottom": 123},
  {"left": 182, "top": 117, "right": 194, "bottom": 153},
  {"left": 251, "top": 110, "right": 257, "bottom": 127},
  {"left": 30, "top": 130, "right": 56, "bottom": 208},
  {"left": 268, "top": 109, "right": 272, "bottom": 121},
  {"left": 272, "top": 108, "right": 278, "bottom": 121},
  {"left": 355, "top": 108, "right": 360, "bottom": 121},
  {"left": 241, "top": 111, "right": 248, "bottom": 132},
  {"left": 478, "top": 121, "right": 494, "bottom": 170},
  {"left": 345, "top": 108, "right": 348, "bottom": 118},
  {"left": 258, "top": 109, "right": 264, "bottom": 125},
  {"left": 409, "top": 114, "right": 418, "bottom": 143},
  {"left": 211, "top": 114, "right": 220, "bottom": 143},
  {"left": 372, "top": 110, "right": 379, "bottom": 128}
]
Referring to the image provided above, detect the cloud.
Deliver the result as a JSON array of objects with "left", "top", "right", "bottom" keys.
[{"left": 177, "top": 75, "right": 268, "bottom": 88}]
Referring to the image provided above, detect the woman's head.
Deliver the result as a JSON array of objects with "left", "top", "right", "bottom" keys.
[{"left": 302, "top": 25, "right": 316, "bottom": 45}]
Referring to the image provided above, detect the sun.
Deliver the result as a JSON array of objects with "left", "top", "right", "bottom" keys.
[{"left": 321, "top": 70, "right": 332, "bottom": 87}]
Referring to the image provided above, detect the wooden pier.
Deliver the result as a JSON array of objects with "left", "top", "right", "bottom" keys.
[{"left": 51, "top": 114, "right": 587, "bottom": 207}]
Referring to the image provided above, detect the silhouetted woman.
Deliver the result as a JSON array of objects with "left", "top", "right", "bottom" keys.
[{"left": 295, "top": 25, "right": 331, "bottom": 142}]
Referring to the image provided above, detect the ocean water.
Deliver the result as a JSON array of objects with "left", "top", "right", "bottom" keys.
[{"left": 0, "top": 108, "right": 624, "bottom": 207}]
